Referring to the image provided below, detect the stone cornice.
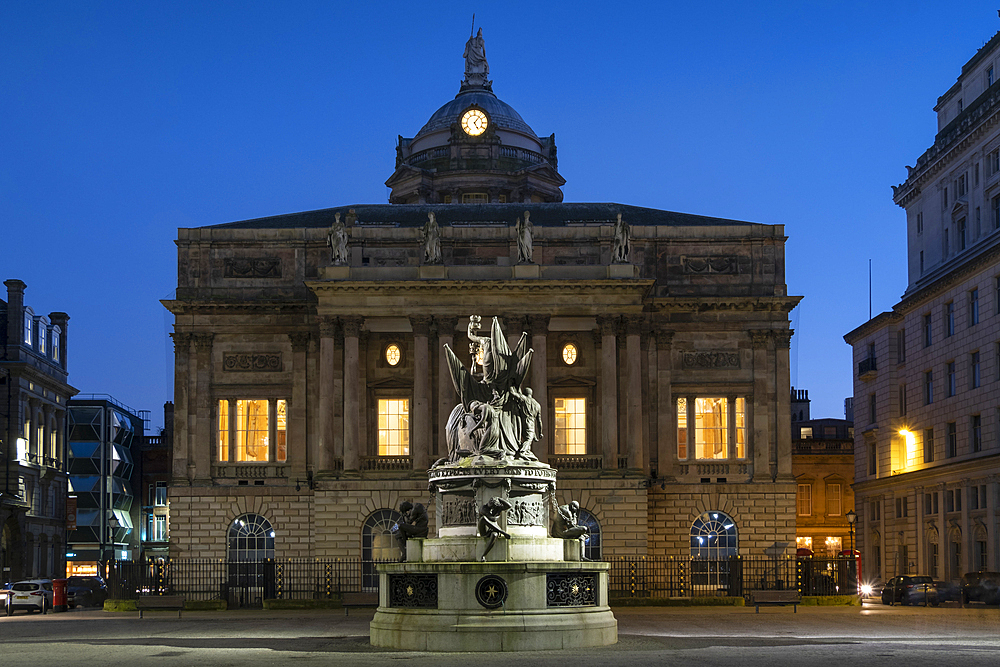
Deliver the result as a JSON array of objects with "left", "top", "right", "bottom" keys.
[
  {"left": 853, "top": 450, "right": 1000, "bottom": 494},
  {"left": 305, "top": 279, "right": 654, "bottom": 296},
  {"left": 652, "top": 296, "right": 801, "bottom": 313}
]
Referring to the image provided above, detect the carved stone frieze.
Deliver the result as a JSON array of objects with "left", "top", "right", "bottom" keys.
[
  {"left": 681, "top": 351, "right": 740, "bottom": 369},
  {"left": 223, "top": 257, "right": 282, "bottom": 278},
  {"left": 507, "top": 500, "right": 544, "bottom": 526},
  {"left": 440, "top": 497, "right": 477, "bottom": 526},
  {"left": 682, "top": 255, "right": 738, "bottom": 274},
  {"left": 223, "top": 353, "right": 283, "bottom": 372}
]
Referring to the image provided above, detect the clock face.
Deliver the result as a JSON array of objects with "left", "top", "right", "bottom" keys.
[{"left": 461, "top": 109, "right": 488, "bottom": 136}]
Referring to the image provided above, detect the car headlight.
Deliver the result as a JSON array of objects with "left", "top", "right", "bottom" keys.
[{"left": 860, "top": 584, "right": 873, "bottom": 596}]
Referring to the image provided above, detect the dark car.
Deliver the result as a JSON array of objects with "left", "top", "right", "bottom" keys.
[
  {"left": 67, "top": 576, "right": 108, "bottom": 608},
  {"left": 881, "top": 575, "right": 938, "bottom": 606},
  {"left": 960, "top": 571, "right": 1000, "bottom": 605}
]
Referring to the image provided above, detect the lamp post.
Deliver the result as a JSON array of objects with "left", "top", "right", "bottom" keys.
[{"left": 846, "top": 509, "right": 857, "bottom": 553}]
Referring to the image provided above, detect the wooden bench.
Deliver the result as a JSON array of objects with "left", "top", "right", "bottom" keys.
[
  {"left": 751, "top": 590, "right": 801, "bottom": 613},
  {"left": 137, "top": 595, "right": 185, "bottom": 619},
  {"left": 341, "top": 592, "right": 378, "bottom": 616}
]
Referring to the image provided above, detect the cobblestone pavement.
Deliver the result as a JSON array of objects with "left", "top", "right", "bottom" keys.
[{"left": 1, "top": 602, "right": 999, "bottom": 667}]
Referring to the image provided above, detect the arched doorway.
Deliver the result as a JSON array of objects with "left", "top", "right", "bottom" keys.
[
  {"left": 690, "top": 511, "right": 738, "bottom": 591},
  {"left": 362, "top": 508, "right": 403, "bottom": 590},
  {"left": 226, "top": 514, "right": 275, "bottom": 608}
]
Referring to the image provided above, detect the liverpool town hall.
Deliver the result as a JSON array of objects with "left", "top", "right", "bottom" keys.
[{"left": 163, "top": 32, "right": 801, "bottom": 573}]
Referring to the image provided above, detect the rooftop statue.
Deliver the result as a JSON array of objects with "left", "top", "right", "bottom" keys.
[
  {"left": 327, "top": 212, "right": 348, "bottom": 266},
  {"left": 516, "top": 211, "right": 533, "bottom": 264},
  {"left": 438, "top": 316, "right": 539, "bottom": 465},
  {"left": 462, "top": 28, "right": 492, "bottom": 90},
  {"left": 612, "top": 213, "right": 630, "bottom": 264},
  {"left": 422, "top": 212, "right": 442, "bottom": 264}
]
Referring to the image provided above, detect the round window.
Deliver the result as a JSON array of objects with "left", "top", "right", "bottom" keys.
[
  {"left": 562, "top": 343, "right": 578, "bottom": 365},
  {"left": 385, "top": 344, "right": 401, "bottom": 366}
]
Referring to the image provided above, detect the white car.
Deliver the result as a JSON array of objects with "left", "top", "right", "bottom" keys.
[{"left": 7, "top": 579, "right": 53, "bottom": 615}]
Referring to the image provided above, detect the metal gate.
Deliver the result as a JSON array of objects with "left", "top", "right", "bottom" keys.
[{"left": 225, "top": 559, "right": 275, "bottom": 608}]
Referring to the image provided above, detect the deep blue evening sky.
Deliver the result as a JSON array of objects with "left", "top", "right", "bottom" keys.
[{"left": 2, "top": 2, "right": 997, "bottom": 431}]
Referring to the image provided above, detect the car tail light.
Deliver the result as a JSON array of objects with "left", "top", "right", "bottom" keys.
[{"left": 29, "top": 591, "right": 43, "bottom": 596}]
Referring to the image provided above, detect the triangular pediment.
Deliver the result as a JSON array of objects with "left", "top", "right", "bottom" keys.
[
  {"left": 549, "top": 375, "right": 596, "bottom": 388},
  {"left": 368, "top": 377, "right": 413, "bottom": 389}
]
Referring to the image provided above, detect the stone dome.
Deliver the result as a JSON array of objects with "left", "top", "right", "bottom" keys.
[{"left": 416, "top": 90, "right": 537, "bottom": 138}]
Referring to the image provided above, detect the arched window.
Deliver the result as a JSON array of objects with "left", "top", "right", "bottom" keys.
[
  {"left": 227, "top": 514, "right": 274, "bottom": 561},
  {"left": 578, "top": 509, "right": 602, "bottom": 561},
  {"left": 362, "top": 508, "right": 403, "bottom": 589},
  {"left": 690, "top": 511, "right": 738, "bottom": 589},
  {"left": 690, "top": 511, "right": 738, "bottom": 560}
]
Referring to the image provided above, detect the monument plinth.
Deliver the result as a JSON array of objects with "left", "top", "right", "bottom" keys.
[{"left": 369, "top": 316, "right": 617, "bottom": 651}]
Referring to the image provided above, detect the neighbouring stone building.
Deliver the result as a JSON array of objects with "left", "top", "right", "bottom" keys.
[
  {"left": 790, "top": 388, "right": 856, "bottom": 558},
  {"left": 846, "top": 27, "right": 1000, "bottom": 582},
  {"left": 163, "top": 33, "right": 800, "bottom": 574},
  {"left": 0, "top": 279, "right": 75, "bottom": 581}
]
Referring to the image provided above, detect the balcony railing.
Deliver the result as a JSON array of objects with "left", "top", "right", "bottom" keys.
[
  {"left": 858, "top": 356, "right": 877, "bottom": 379},
  {"left": 549, "top": 455, "right": 602, "bottom": 470},
  {"left": 361, "top": 456, "right": 412, "bottom": 472}
]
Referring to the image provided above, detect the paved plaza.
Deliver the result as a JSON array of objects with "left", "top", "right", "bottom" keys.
[{"left": 2, "top": 602, "right": 1000, "bottom": 666}]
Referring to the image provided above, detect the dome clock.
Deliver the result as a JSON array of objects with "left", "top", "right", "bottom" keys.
[{"left": 461, "top": 108, "right": 488, "bottom": 136}]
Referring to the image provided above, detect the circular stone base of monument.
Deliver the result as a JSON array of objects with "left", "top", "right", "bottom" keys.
[{"left": 369, "top": 561, "right": 617, "bottom": 651}]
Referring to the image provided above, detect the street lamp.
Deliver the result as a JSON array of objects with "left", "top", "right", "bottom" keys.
[{"left": 846, "top": 509, "right": 857, "bottom": 553}]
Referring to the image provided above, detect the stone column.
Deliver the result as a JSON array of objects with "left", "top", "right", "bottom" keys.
[
  {"left": 624, "top": 315, "right": 643, "bottom": 472},
  {"left": 655, "top": 331, "right": 674, "bottom": 479},
  {"left": 774, "top": 330, "right": 793, "bottom": 480},
  {"left": 750, "top": 331, "right": 771, "bottom": 482},
  {"left": 915, "top": 486, "right": 925, "bottom": 574},
  {"left": 989, "top": 475, "right": 999, "bottom": 571},
  {"left": 436, "top": 317, "right": 457, "bottom": 463},
  {"left": 342, "top": 317, "right": 363, "bottom": 473},
  {"left": 42, "top": 405, "right": 54, "bottom": 461},
  {"left": 288, "top": 332, "right": 310, "bottom": 480},
  {"left": 192, "top": 333, "right": 214, "bottom": 483},
  {"left": 317, "top": 317, "right": 336, "bottom": 472},
  {"left": 169, "top": 333, "right": 192, "bottom": 484},
  {"left": 961, "top": 478, "right": 972, "bottom": 575},
  {"left": 938, "top": 482, "right": 948, "bottom": 579},
  {"left": 410, "top": 316, "right": 432, "bottom": 472},
  {"left": 504, "top": 314, "right": 527, "bottom": 351},
  {"left": 598, "top": 316, "right": 619, "bottom": 472},
  {"left": 529, "top": 315, "right": 549, "bottom": 464}
]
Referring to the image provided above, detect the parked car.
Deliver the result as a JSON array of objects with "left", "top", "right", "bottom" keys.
[
  {"left": 0, "top": 585, "right": 12, "bottom": 614},
  {"left": 67, "top": 576, "right": 108, "bottom": 608},
  {"left": 934, "top": 579, "right": 962, "bottom": 603},
  {"left": 960, "top": 571, "right": 1000, "bottom": 605},
  {"left": 881, "top": 575, "right": 938, "bottom": 606},
  {"left": 6, "top": 579, "right": 54, "bottom": 615}
]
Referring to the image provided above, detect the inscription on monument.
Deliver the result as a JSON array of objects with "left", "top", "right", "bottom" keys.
[
  {"left": 682, "top": 256, "right": 738, "bottom": 274},
  {"left": 223, "top": 257, "right": 282, "bottom": 278},
  {"left": 681, "top": 351, "right": 740, "bottom": 369},
  {"left": 223, "top": 353, "right": 283, "bottom": 372}
]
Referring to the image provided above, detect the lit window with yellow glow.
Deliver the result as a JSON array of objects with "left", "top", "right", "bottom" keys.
[
  {"left": 695, "top": 397, "right": 728, "bottom": 459},
  {"left": 676, "top": 397, "right": 688, "bottom": 459},
  {"left": 378, "top": 399, "right": 410, "bottom": 456},
  {"left": 554, "top": 398, "right": 586, "bottom": 455},
  {"left": 276, "top": 399, "right": 287, "bottom": 462},
  {"left": 735, "top": 397, "right": 746, "bottom": 459},
  {"left": 796, "top": 536, "right": 812, "bottom": 552},
  {"left": 236, "top": 399, "right": 269, "bottom": 462},
  {"left": 385, "top": 344, "right": 401, "bottom": 366},
  {"left": 562, "top": 343, "right": 578, "bottom": 365},
  {"left": 218, "top": 400, "right": 230, "bottom": 462}
]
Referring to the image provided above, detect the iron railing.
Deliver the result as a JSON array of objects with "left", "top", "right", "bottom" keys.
[{"left": 106, "top": 555, "right": 859, "bottom": 606}]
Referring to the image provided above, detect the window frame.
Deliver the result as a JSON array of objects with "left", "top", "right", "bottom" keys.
[
  {"left": 797, "top": 483, "right": 812, "bottom": 517},
  {"left": 376, "top": 396, "right": 411, "bottom": 457},
  {"left": 553, "top": 396, "right": 587, "bottom": 455}
]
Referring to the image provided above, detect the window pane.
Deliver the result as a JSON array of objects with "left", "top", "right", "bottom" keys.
[
  {"left": 735, "top": 398, "right": 746, "bottom": 459},
  {"left": 378, "top": 399, "right": 410, "bottom": 456},
  {"left": 276, "top": 399, "right": 287, "bottom": 462},
  {"left": 695, "top": 398, "right": 728, "bottom": 459},
  {"left": 236, "top": 399, "right": 269, "bottom": 462},
  {"left": 797, "top": 484, "right": 812, "bottom": 516},
  {"left": 218, "top": 400, "right": 229, "bottom": 462},
  {"left": 554, "top": 397, "right": 586, "bottom": 455},
  {"left": 827, "top": 483, "right": 842, "bottom": 516},
  {"left": 677, "top": 397, "right": 687, "bottom": 460}
]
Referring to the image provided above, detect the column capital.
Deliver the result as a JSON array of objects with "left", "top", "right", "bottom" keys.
[
  {"left": 409, "top": 316, "right": 433, "bottom": 336},
  {"left": 774, "top": 329, "right": 794, "bottom": 349},
  {"left": 317, "top": 316, "right": 338, "bottom": 338},
  {"left": 341, "top": 316, "right": 364, "bottom": 338},
  {"left": 433, "top": 316, "right": 458, "bottom": 337},
  {"left": 169, "top": 332, "right": 193, "bottom": 352},
  {"left": 597, "top": 315, "right": 619, "bottom": 336},
  {"left": 528, "top": 314, "right": 550, "bottom": 336},
  {"left": 192, "top": 333, "right": 214, "bottom": 352},
  {"left": 288, "top": 332, "right": 311, "bottom": 352},
  {"left": 655, "top": 330, "right": 675, "bottom": 350},
  {"left": 749, "top": 330, "right": 771, "bottom": 349},
  {"left": 502, "top": 314, "right": 527, "bottom": 337},
  {"left": 622, "top": 314, "right": 644, "bottom": 335}
]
